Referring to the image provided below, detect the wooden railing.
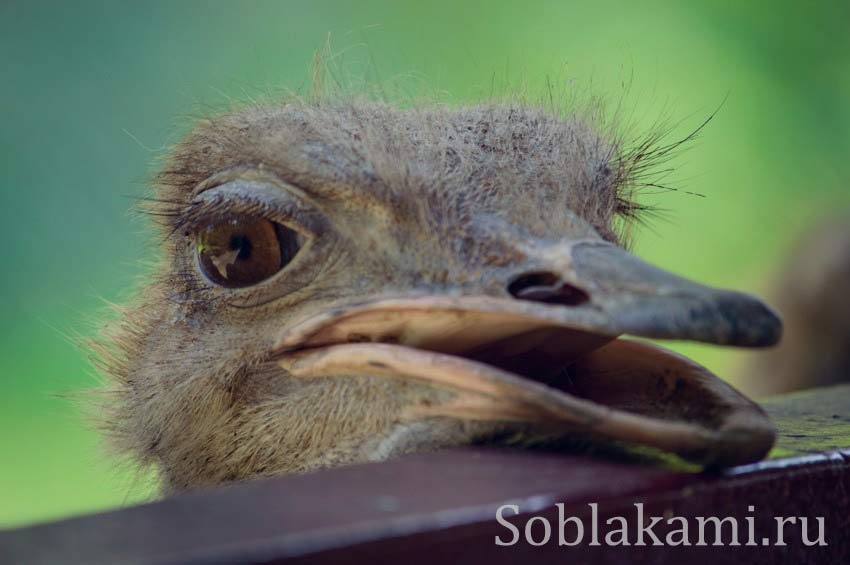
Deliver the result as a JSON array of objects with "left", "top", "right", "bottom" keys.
[{"left": 2, "top": 385, "right": 849, "bottom": 563}]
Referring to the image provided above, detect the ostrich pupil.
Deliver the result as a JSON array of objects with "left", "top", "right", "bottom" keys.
[{"left": 230, "top": 234, "right": 252, "bottom": 260}]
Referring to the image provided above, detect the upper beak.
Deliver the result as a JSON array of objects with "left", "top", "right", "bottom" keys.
[{"left": 564, "top": 242, "right": 782, "bottom": 347}]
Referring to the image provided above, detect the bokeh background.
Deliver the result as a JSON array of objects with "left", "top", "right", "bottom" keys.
[{"left": 2, "top": 0, "right": 849, "bottom": 528}]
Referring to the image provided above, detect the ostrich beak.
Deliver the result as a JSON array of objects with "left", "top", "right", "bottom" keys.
[
  {"left": 568, "top": 242, "right": 782, "bottom": 347},
  {"left": 274, "top": 241, "right": 782, "bottom": 468}
]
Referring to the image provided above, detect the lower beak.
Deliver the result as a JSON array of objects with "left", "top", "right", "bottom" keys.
[{"left": 273, "top": 242, "right": 782, "bottom": 468}]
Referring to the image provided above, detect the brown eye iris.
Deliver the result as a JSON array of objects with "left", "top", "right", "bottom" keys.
[{"left": 196, "top": 217, "right": 303, "bottom": 288}]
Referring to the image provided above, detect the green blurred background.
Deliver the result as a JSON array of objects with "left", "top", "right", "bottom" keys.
[{"left": 1, "top": 0, "right": 849, "bottom": 528}]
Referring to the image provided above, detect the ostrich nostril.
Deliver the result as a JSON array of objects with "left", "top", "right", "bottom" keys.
[{"left": 507, "top": 271, "right": 590, "bottom": 306}]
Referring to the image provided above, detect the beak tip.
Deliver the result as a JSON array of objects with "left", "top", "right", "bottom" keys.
[{"left": 716, "top": 291, "right": 783, "bottom": 348}]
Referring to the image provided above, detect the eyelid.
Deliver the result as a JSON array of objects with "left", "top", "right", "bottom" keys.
[
  {"left": 181, "top": 179, "right": 323, "bottom": 236},
  {"left": 191, "top": 166, "right": 311, "bottom": 199}
]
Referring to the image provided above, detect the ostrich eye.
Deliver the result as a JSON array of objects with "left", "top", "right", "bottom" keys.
[{"left": 195, "top": 217, "right": 304, "bottom": 288}]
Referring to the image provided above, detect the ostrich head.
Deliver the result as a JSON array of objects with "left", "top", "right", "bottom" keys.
[{"left": 97, "top": 99, "right": 781, "bottom": 493}]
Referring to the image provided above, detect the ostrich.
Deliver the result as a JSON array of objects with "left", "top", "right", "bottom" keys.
[{"left": 95, "top": 99, "right": 782, "bottom": 494}]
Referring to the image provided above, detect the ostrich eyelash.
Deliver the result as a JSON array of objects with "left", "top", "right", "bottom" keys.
[{"left": 143, "top": 191, "right": 310, "bottom": 242}]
